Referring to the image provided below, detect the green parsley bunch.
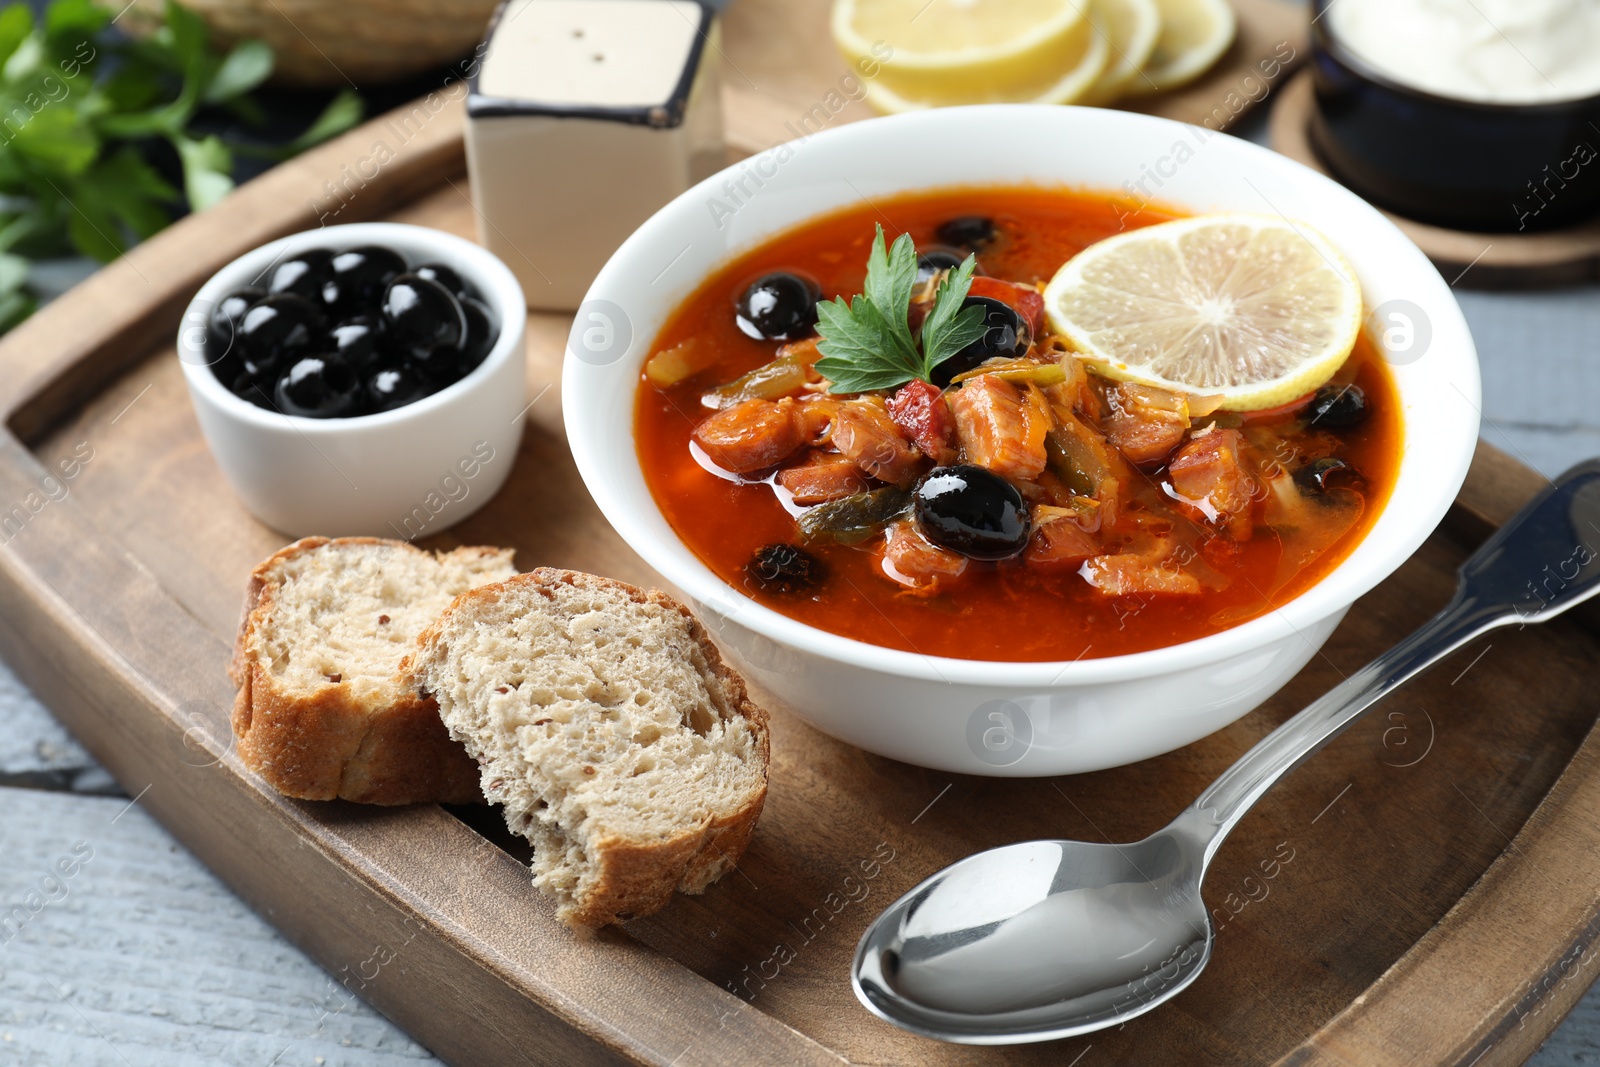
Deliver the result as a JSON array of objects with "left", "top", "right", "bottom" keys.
[{"left": 0, "top": 0, "right": 362, "bottom": 331}]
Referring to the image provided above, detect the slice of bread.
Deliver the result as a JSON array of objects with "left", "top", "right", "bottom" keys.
[
  {"left": 230, "top": 536, "right": 517, "bottom": 805},
  {"left": 403, "top": 569, "right": 770, "bottom": 927}
]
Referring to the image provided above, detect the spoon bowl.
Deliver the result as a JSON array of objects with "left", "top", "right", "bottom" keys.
[{"left": 855, "top": 829, "right": 1211, "bottom": 1043}]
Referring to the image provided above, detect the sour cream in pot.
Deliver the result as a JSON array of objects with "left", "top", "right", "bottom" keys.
[{"left": 1326, "top": 0, "right": 1600, "bottom": 105}]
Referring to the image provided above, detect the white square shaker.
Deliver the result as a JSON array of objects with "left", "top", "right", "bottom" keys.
[{"left": 465, "top": 0, "right": 725, "bottom": 311}]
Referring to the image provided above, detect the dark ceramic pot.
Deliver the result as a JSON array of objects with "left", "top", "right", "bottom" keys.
[{"left": 1309, "top": 0, "right": 1600, "bottom": 233}]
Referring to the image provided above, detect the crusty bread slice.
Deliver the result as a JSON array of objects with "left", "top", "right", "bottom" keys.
[
  {"left": 403, "top": 569, "right": 770, "bottom": 927},
  {"left": 230, "top": 536, "right": 517, "bottom": 805}
]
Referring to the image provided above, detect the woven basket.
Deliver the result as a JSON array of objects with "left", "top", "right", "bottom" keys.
[{"left": 110, "top": 0, "right": 501, "bottom": 86}]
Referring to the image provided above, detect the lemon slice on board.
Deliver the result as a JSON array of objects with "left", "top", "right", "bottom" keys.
[
  {"left": 1080, "top": 0, "right": 1162, "bottom": 105},
  {"left": 1042, "top": 215, "right": 1364, "bottom": 411},
  {"left": 1124, "top": 0, "right": 1236, "bottom": 95},
  {"left": 862, "top": 26, "right": 1110, "bottom": 111},
  {"left": 833, "top": 0, "right": 1100, "bottom": 109}
]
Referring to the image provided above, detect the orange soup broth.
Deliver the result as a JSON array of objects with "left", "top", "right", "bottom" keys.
[{"left": 635, "top": 187, "right": 1402, "bottom": 662}]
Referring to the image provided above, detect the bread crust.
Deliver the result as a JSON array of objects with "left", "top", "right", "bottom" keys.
[
  {"left": 408, "top": 568, "right": 771, "bottom": 927},
  {"left": 230, "top": 536, "right": 498, "bottom": 806}
]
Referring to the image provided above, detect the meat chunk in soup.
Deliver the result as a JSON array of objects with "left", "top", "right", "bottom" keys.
[
  {"left": 777, "top": 451, "right": 870, "bottom": 505},
  {"left": 1080, "top": 548, "right": 1201, "bottom": 596},
  {"left": 887, "top": 379, "right": 957, "bottom": 464},
  {"left": 1025, "top": 511, "right": 1100, "bottom": 569},
  {"left": 1168, "top": 427, "right": 1259, "bottom": 537},
  {"left": 948, "top": 374, "right": 1048, "bottom": 483},
  {"left": 692, "top": 398, "right": 804, "bottom": 474},
  {"left": 832, "top": 399, "right": 923, "bottom": 487},
  {"left": 881, "top": 519, "right": 968, "bottom": 593},
  {"left": 1102, "top": 382, "right": 1190, "bottom": 466}
]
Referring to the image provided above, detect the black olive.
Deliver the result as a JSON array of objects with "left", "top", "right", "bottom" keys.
[
  {"left": 915, "top": 246, "right": 980, "bottom": 286},
  {"left": 930, "top": 296, "right": 1029, "bottom": 387},
  {"left": 409, "top": 351, "right": 462, "bottom": 390},
  {"left": 367, "top": 364, "right": 432, "bottom": 412},
  {"left": 238, "top": 293, "right": 324, "bottom": 374},
  {"left": 914, "top": 465, "right": 1030, "bottom": 560},
  {"left": 456, "top": 295, "right": 499, "bottom": 371},
  {"left": 328, "top": 316, "right": 386, "bottom": 373},
  {"left": 744, "top": 543, "right": 824, "bottom": 594},
  {"left": 382, "top": 273, "right": 467, "bottom": 358},
  {"left": 266, "top": 249, "right": 335, "bottom": 303},
  {"left": 408, "top": 332, "right": 487, "bottom": 390},
  {"left": 228, "top": 366, "right": 275, "bottom": 409},
  {"left": 209, "top": 350, "right": 243, "bottom": 392},
  {"left": 413, "top": 262, "right": 472, "bottom": 300},
  {"left": 1307, "top": 384, "right": 1368, "bottom": 430},
  {"left": 206, "top": 286, "right": 265, "bottom": 362},
  {"left": 935, "top": 216, "right": 997, "bottom": 250},
  {"left": 735, "top": 272, "right": 819, "bottom": 341},
  {"left": 275, "top": 355, "right": 359, "bottom": 418},
  {"left": 226, "top": 351, "right": 286, "bottom": 399},
  {"left": 1295, "top": 457, "right": 1362, "bottom": 495},
  {"left": 324, "top": 246, "right": 407, "bottom": 316}
]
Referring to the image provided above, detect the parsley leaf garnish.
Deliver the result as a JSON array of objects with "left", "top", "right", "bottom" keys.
[{"left": 814, "top": 225, "right": 988, "bottom": 394}]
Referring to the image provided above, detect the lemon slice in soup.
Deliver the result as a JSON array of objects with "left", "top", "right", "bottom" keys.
[
  {"left": 833, "top": 0, "right": 1103, "bottom": 109},
  {"left": 1042, "top": 214, "right": 1365, "bottom": 411},
  {"left": 1080, "top": 0, "right": 1162, "bottom": 104},
  {"left": 1125, "top": 0, "right": 1236, "bottom": 94}
]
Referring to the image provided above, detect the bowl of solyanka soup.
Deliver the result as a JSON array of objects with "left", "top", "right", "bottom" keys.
[{"left": 563, "top": 105, "right": 1480, "bottom": 776}]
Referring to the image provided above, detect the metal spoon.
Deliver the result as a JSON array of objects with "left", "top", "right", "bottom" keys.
[{"left": 854, "top": 459, "right": 1600, "bottom": 1045}]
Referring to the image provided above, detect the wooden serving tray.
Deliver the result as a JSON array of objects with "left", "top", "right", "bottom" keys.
[{"left": 5, "top": 16, "right": 1600, "bottom": 1067}]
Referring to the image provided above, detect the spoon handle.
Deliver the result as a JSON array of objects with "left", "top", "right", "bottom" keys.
[
  {"left": 1180, "top": 458, "right": 1600, "bottom": 861},
  {"left": 1183, "top": 593, "right": 1497, "bottom": 854}
]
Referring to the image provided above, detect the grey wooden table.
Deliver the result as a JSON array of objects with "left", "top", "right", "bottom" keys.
[{"left": 3, "top": 113, "right": 1600, "bottom": 1066}]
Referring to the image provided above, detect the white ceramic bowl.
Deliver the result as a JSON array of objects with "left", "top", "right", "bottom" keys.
[
  {"left": 178, "top": 223, "right": 527, "bottom": 539},
  {"left": 563, "top": 105, "right": 1481, "bottom": 777}
]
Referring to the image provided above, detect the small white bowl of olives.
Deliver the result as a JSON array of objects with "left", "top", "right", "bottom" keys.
[{"left": 177, "top": 223, "right": 527, "bottom": 539}]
